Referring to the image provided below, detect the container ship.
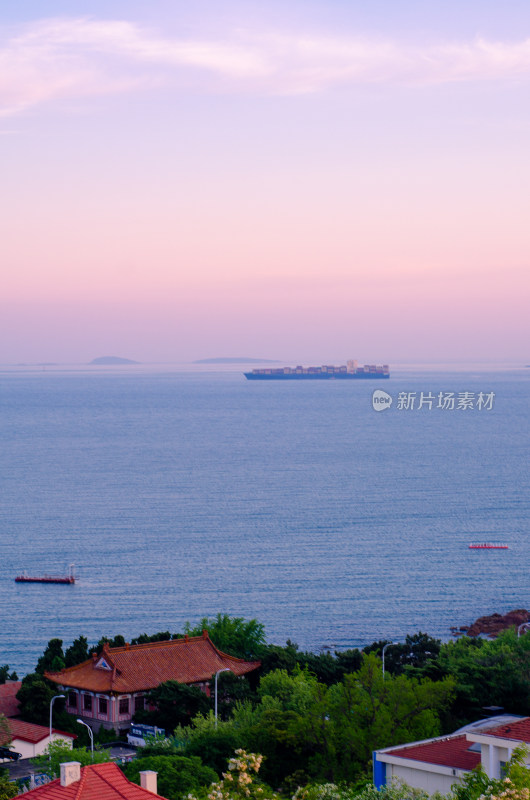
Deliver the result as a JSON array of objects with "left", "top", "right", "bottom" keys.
[{"left": 244, "top": 359, "right": 390, "bottom": 380}]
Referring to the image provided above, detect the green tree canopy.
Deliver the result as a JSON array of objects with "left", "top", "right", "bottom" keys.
[
  {"left": 35, "top": 639, "right": 65, "bottom": 674},
  {"left": 258, "top": 641, "right": 300, "bottom": 675},
  {"left": 214, "top": 670, "right": 255, "bottom": 721},
  {"left": 364, "top": 633, "right": 441, "bottom": 678},
  {"left": 131, "top": 631, "right": 180, "bottom": 645},
  {"left": 333, "top": 650, "right": 364, "bottom": 682},
  {"left": 125, "top": 754, "right": 217, "bottom": 800},
  {"left": 16, "top": 673, "right": 60, "bottom": 725},
  {"left": 258, "top": 667, "right": 320, "bottom": 714},
  {"left": 138, "top": 681, "right": 212, "bottom": 732},
  {"left": 95, "top": 635, "right": 126, "bottom": 651},
  {"left": 0, "top": 667, "right": 18, "bottom": 685},
  {"left": 185, "top": 615, "right": 266, "bottom": 660},
  {"left": 173, "top": 712, "right": 244, "bottom": 775},
  {"left": 0, "top": 772, "right": 18, "bottom": 800},
  {"left": 437, "top": 629, "right": 530, "bottom": 723},
  {"left": 31, "top": 739, "right": 111, "bottom": 779},
  {"left": 319, "top": 653, "right": 455, "bottom": 781},
  {"left": 172, "top": 658, "right": 455, "bottom": 788},
  {"left": 231, "top": 671, "right": 325, "bottom": 787},
  {"left": 0, "top": 715, "right": 12, "bottom": 748},
  {"left": 64, "top": 636, "right": 89, "bottom": 668}
]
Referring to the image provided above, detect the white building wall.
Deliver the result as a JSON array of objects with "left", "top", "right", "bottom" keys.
[
  {"left": 3, "top": 732, "right": 74, "bottom": 761},
  {"left": 480, "top": 742, "right": 523, "bottom": 780},
  {"left": 387, "top": 762, "right": 463, "bottom": 796}
]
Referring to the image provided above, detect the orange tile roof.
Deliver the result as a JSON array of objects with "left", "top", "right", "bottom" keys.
[
  {"left": 0, "top": 718, "right": 75, "bottom": 747},
  {"left": 21, "top": 762, "right": 168, "bottom": 800},
  {"left": 46, "top": 633, "right": 260, "bottom": 694},
  {"left": 484, "top": 717, "right": 530, "bottom": 744},
  {"left": 0, "top": 682, "right": 22, "bottom": 717},
  {"left": 385, "top": 734, "right": 481, "bottom": 771}
]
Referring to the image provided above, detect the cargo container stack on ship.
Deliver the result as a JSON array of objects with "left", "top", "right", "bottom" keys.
[{"left": 244, "top": 359, "right": 390, "bottom": 380}]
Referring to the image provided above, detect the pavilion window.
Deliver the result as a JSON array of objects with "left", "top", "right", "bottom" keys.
[
  {"left": 99, "top": 697, "right": 108, "bottom": 715},
  {"left": 68, "top": 692, "right": 77, "bottom": 708},
  {"left": 83, "top": 694, "right": 92, "bottom": 711},
  {"left": 119, "top": 697, "right": 129, "bottom": 715}
]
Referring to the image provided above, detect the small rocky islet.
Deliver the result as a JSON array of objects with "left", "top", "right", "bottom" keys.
[{"left": 451, "top": 608, "right": 529, "bottom": 637}]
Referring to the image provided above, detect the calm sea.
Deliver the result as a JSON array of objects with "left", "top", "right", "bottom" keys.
[{"left": 0, "top": 365, "right": 528, "bottom": 676}]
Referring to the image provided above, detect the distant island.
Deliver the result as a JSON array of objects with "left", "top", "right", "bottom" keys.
[
  {"left": 89, "top": 356, "right": 140, "bottom": 365},
  {"left": 193, "top": 357, "right": 279, "bottom": 364}
]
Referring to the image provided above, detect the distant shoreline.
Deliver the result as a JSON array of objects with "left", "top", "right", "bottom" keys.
[{"left": 89, "top": 356, "right": 140, "bottom": 365}]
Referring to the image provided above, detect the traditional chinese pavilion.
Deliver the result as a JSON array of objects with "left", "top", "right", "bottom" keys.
[{"left": 46, "top": 631, "right": 260, "bottom": 731}]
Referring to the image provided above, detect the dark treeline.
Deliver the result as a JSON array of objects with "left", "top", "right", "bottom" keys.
[{"left": 0, "top": 666, "right": 18, "bottom": 684}]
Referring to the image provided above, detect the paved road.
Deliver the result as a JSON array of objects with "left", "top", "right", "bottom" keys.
[{"left": 2, "top": 758, "right": 38, "bottom": 782}]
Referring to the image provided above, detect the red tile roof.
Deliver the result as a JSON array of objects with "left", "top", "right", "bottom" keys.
[
  {"left": 21, "top": 762, "right": 168, "bottom": 800},
  {"left": 385, "top": 734, "right": 481, "bottom": 771},
  {"left": 0, "top": 682, "right": 22, "bottom": 717},
  {"left": 484, "top": 717, "right": 530, "bottom": 744},
  {"left": 0, "top": 718, "right": 75, "bottom": 747},
  {"left": 46, "top": 632, "right": 260, "bottom": 694}
]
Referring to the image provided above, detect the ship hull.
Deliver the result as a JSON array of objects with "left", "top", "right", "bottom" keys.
[{"left": 15, "top": 576, "right": 75, "bottom": 584}]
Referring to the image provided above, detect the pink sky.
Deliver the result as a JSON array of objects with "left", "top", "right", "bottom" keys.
[{"left": 1, "top": 1, "right": 529, "bottom": 364}]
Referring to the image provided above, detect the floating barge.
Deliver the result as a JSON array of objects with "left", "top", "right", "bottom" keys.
[
  {"left": 15, "top": 564, "right": 76, "bottom": 584},
  {"left": 468, "top": 543, "right": 509, "bottom": 550}
]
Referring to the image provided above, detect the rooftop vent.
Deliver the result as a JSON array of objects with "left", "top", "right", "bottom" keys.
[{"left": 482, "top": 706, "right": 504, "bottom": 716}]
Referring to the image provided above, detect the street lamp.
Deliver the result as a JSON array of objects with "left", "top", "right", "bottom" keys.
[
  {"left": 49, "top": 695, "right": 65, "bottom": 755},
  {"left": 76, "top": 719, "right": 94, "bottom": 761},
  {"left": 214, "top": 668, "right": 231, "bottom": 727},
  {"left": 518, "top": 622, "right": 530, "bottom": 637},
  {"left": 382, "top": 642, "right": 399, "bottom": 678}
]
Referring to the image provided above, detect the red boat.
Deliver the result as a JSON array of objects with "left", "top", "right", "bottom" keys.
[{"left": 468, "top": 543, "right": 508, "bottom": 550}]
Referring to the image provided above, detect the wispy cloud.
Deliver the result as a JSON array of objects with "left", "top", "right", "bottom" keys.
[{"left": 2, "top": 17, "right": 530, "bottom": 115}]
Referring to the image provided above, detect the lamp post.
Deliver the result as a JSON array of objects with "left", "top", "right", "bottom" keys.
[
  {"left": 518, "top": 622, "right": 530, "bottom": 637},
  {"left": 214, "top": 668, "right": 231, "bottom": 727},
  {"left": 382, "top": 642, "right": 399, "bottom": 678},
  {"left": 76, "top": 719, "right": 94, "bottom": 761},
  {"left": 49, "top": 694, "right": 65, "bottom": 757}
]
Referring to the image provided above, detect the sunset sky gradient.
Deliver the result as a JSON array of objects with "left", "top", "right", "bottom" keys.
[{"left": 2, "top": 0, "right": 529, "bottom": 363}]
